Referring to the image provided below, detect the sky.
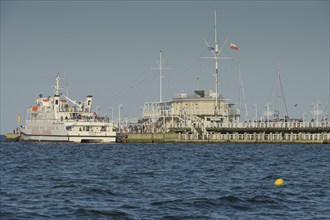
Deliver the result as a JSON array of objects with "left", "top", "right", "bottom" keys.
[{"left": 1, "top": 0, "right": 329, "bottom": 134}]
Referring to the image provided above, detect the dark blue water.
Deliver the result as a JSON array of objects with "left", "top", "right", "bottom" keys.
[{"left": 1, "top": 141, "right": 329, "bottom": 219}]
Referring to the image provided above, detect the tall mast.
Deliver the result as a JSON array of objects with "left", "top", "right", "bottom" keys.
[
  {"left": 201, "top": 11, "right": 232, "bottom": 115},
  {"left": 276, "top": 58, "right": 280, "bottom": 118},
  {"left": 238, "top": 62, "right": 242, "bottom": 118},
  {"left": 159, "top": 51, "right": 163, "bottom": 102},
  {"left": 152, "top": 51, "right": 169, "bottom": 103},
  {"left": 276, "top": 57, "right": 288, "bottom": 119},
  {"left": 54, "top": 73, "right": 63, "bottom": 96},
  {"left": 238, "top": 62, "right": 249, "bottom": 121},
  {"left": 214, "top": 10, "right": 219, "bottom": 113},
  {"left": 269, "top": 57, "right": 288, "bottom": 119}
]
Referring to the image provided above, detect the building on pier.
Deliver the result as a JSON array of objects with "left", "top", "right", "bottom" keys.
[
  {"left": 139, "top": 11, "right": 239, "bottom": 135},
  {"left": 140, "top": 90, "right": 239, "bottom": 134}
]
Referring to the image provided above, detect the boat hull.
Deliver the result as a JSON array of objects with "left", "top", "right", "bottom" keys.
[{"left": 20, "top": 132, "right": 116, "bottom": 143}]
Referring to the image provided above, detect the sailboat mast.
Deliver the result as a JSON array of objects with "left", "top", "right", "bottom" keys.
[
  {"left": 276, "top": 57, "right": 289, "bottom": 119},
  {"left": 238, "top": 62, "right": 249, "bottom": 121},
  {"left": 276, "top": 57, "right": 281, "bottom": 118},
  {"left": 238, "top": 62, "right": 242, "bottom": 115}
]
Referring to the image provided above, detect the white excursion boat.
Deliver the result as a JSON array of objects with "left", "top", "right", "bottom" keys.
[{"left": 20, "top": 74, "right": 116, "bottom": 143}]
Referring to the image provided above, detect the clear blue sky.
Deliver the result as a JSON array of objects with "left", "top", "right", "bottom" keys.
[{"left": 1, "top": 0, "right": 329, "bottom": 134}]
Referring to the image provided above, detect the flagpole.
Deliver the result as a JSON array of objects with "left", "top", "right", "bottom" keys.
[
  {"left": 201, "top": 11, "right": 233, "bottom": 116},
  {"left": 214, "top": 10, "right": 219, "bottom": 114}
]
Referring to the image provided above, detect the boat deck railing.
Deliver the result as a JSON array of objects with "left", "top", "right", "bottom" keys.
[{"left": 25, "top": 118, "right": 112, "bottom": 124}]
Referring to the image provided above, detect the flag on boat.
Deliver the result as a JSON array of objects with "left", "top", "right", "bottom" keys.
[{"left": 230, "top": 43, "right": 238, "bottom": 51}]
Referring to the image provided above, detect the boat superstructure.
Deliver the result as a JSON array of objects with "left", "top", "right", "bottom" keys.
[{"left": 20, "top": 74, "right": 116, "bottom": 143}]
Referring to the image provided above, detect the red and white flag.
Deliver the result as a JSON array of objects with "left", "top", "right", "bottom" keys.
[{"left": 230, "top": 43, "right": 238, "bottom": 51}]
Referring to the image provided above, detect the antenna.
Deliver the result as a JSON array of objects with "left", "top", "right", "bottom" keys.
[
  {"left": 53, "top": 73, "right": 64, "bottom": 96},
  {"left": 151, "top": 51, "right": 170, "bottom": 103}
]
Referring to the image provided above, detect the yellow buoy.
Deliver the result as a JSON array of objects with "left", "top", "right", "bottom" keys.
[{"left": 274, "top": 178, "right": 284, "bottom": 186}]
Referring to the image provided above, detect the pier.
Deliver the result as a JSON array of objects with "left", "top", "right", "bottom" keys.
[{"left": 124, "top": 121, "right": 330, "bottom": 144}]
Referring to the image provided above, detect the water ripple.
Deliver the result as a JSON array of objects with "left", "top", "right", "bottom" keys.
[{"left": 1, "top": 142, "right": 329, "bottom": 219}]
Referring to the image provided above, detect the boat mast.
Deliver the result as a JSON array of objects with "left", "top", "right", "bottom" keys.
[
  {"left": 311, "top": 101, "right": 322, "bottom": 125},
  {"left": 276, "top": 57, "right": 288, "bottom": 119},
  {"left": 269, "top": 58, "right": 288, "bottom": 120},
  {"left": 238, "top": 62, "right": 249, "bottom": 121},
  {"left": 54, "top": 73, "right": 63, "bottom": 96}
]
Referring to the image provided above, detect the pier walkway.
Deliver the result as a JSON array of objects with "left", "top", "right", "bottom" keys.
[{"left": 125, "top": 120, "right": 330, "bottom": 144}]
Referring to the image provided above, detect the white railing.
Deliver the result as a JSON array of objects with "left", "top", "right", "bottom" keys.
[
  {"left": 207, "top": 121, "right": 329, "bottom": 129},
  {"left": 179, "top": 132, "right": 330, "bottom": 142},
  {"left": 168, "top": 121, "right": 329, "bottom": 130}
]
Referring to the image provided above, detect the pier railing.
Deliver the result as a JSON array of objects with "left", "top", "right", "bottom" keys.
[
  {"left": 208, "top": 121, "right": 329, "bottom": 129},
  {"left": 174, "top": 120, "right": 330, "bottom": 142},
  {"left": 170, "top": 121, "right": 329, "bottom": 130},
  {"left": 141, "top": 106, "right": 329, "bottom": 130},
  {"left": 178, "top": 132, "right": 330, "bottom": 143}
]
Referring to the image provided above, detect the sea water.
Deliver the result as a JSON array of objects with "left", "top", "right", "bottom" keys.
[{"left": 1, "top": 141, "right": 329, "bottom": 219}]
